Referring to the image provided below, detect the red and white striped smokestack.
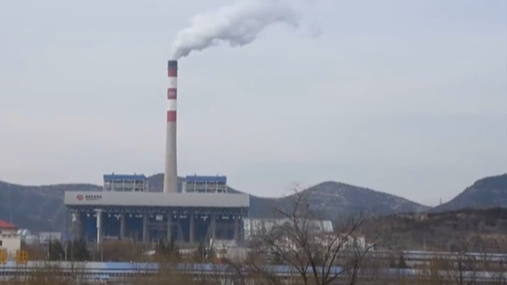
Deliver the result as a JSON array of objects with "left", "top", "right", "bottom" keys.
[{"left": 164, "top": 60, "right": 178, "bottom": 193}]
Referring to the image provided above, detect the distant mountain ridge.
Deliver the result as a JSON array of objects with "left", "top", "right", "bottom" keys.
[
  {"left": 432, "top": 174, "right": 507, "bottom": 212},
  {"left": 138, "top": 174, "right": 429, "bottom": 219},
  {"left": 0, "top": 180, "right": 100, "bottom": 232},
  {"left": 360, "top": 207, "right": 507, "bottom": 253},
  {"left": 1, "top": 173, "right": 505, "bottom": 233}
]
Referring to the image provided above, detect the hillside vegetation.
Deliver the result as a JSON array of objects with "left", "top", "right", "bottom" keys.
[
  {"left": 432, "top": 174, "right": 507, "bottom": 212},
  {"left": 361, "top": 208, "right": 507, "bottom": 253}
]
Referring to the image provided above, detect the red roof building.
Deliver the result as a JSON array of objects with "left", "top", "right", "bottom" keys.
[{"left": 0, "top": 220, "right": 16, "bottom": 230}]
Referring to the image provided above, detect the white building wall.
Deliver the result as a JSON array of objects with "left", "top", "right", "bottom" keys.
[
  {"left": 314, "top": 234, "right": 367, "bottom": 251},
  {"left": 0, "top": 229, "right": 21, "bottom": 260},
  {"left": 39, "top": 232, "right": 63, "bottom": 245},
  {"left": 243, "top": 218, "right": 334, "bottom": 240},
  {"left": 225, "top": 247, "right": 248, "bottom": 262}
]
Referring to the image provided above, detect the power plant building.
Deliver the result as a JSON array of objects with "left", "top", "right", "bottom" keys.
[
  {"left": 64, "top": 60, "right": 250, "bottom": 246},
  {"left": 65, "top": 175, "right": 249, "bottom": 245}
]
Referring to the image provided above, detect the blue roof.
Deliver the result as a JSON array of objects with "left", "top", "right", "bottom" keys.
[
  {"left": 103, "top": 174, "right": 147, "bottom": 181},
  {"left": 185, "top": 175, "right": 227, "bottom": 183}
]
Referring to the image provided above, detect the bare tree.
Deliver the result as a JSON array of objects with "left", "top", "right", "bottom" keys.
[
  {"left": 230, "top": 189, "right": 380, "bottom": 285},
  {"left": 442, "top": 235, "right": 487, "bottom": 285},
  {"left": 95, "top": 239, "right": 145, "bottom": 262},
  {"left": 491, "top": 272, "right": 507, "bottom": 285},
  {"left": 21, "top": 241, "right": 46, "bottom": 261},
  {"left": 2, "top": 261, "right": 88, "bottom": 285},
  {"left": 419, "top": 234, "right": 507, "bottom": 285}
]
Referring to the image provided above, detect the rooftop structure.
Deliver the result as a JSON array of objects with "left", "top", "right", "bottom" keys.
[
  {"left": 184, "top": 175, "right": 228, "bottom": 193},
  {"left": 103, "top": 174, "right": 148, "bottom": 192}
]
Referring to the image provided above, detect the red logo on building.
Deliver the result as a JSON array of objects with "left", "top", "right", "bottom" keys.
[{"left": 76, "top": 194, "right": 84, "bottom": 201}]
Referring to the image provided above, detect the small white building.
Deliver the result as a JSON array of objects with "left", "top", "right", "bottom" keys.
[
  {"left": 314, "top": 234, "right": 367, "bottom": 251},
  {"left": 39, "top": 232, "right": 63, "bottom": 245},
  {"left": 0, "top": 220, "right": 21, "bottom": 260},
  {"left": 243, "top": 218, "right": 334, "bottom": 241}
]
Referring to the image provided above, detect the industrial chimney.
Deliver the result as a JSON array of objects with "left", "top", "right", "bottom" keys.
[{"left": 164, "top": 60, "right": 178, "bottom": 193}]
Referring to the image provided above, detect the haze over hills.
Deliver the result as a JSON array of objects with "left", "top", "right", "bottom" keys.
[{"left": 0, "top": 173, "right": 505, "bottom": 233}]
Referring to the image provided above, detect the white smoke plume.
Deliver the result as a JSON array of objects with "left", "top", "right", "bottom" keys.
[{"left": 170, "top": 0, "right": 312, "bottom": 59}]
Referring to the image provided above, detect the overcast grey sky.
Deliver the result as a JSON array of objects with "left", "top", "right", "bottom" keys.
[{"left": 0, "top": 0, "right": 505, "bottom": 206}]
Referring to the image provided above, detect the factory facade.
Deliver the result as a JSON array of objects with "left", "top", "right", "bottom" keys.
[{"left": 65, "top": 174, "right": 249, "bottom": 245}]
